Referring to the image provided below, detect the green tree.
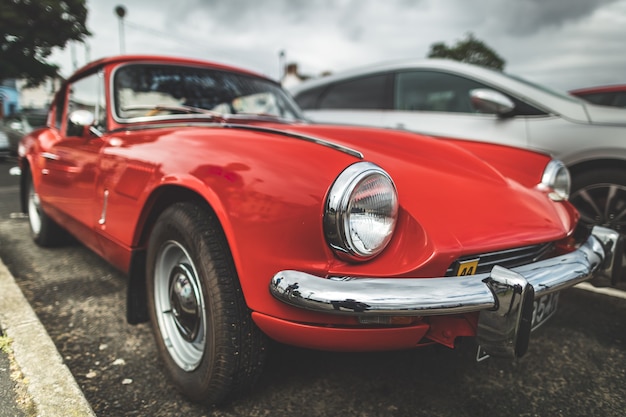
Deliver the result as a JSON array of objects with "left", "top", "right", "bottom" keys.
[
  {"left": 427, "top": 33, "right": 505, "bottom": 71},
  {"left": 0, "top": 0, "right": 91, "bottom": 85}
]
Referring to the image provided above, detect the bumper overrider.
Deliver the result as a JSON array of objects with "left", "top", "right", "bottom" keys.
[{"left": 270, "top": 226, "right": 622, "bottom": 359}]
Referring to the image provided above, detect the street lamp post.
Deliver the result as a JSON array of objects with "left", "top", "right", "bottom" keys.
[
  {"left": 115, "top": 5, "right": 127, "bottom": 54},
  {"left": 278, "top": 50, "right": 286, "bottom": 81}
]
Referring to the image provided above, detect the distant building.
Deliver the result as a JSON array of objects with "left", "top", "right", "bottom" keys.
[
  {"left": 17, "top": 77, "right": 61, "bottom": 110},
  {"left": 0, "top": 79, "right": 19, "bottom": 118},
  {"left": 0, "top": 77, "right": 61, "bottom": 118}
]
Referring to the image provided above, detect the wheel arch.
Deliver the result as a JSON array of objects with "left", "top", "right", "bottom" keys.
[
  {"left": 126, "top": 183, "right": 235, "bottom": 324},
  {"left": 568, "top": 158, "right": 626, "bottom": 180}
]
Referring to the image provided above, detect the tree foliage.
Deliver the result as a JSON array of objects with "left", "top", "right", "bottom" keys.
[
  {"left": 0, "top": 0, "right": 91, "bottom": 85},
  {"left": 427, "top": 33, "right": 506, "bottom": 71}
]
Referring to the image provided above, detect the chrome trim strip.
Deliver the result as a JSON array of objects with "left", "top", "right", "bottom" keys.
[
  {"left": 41, "top": 152, "right": 59, "bottom": 161},
  {"left": 98, "top": 189, "right": 109, "bottom": 226},
  {"left": 222, "top": 124, "right": 364, "bottom": 159},
  {"left": 109, "top": 122, "right": 364, "bottom": 159}
]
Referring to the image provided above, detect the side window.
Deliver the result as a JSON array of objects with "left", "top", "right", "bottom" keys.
[
  {"left": 66, "top": 71, "right": 106, "bottom": 136},
  {"left": 293, "top": 85, "right": 326, "bottom": 110},
  {"left": 394, "top": 71, "right": 486, "bottom": 113},
  {"left": 318, "top": 74, "right": 392, "bottom": 110},
  {"left": 578, "top": 92, "right": 613, "bottom": 106},
  {"left": 614, "top": 92, "right": 626, "bottom": 108}
]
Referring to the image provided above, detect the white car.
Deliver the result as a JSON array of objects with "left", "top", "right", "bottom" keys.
[{"left": 290, "top": 59, "right": 626, "bottom": 251}]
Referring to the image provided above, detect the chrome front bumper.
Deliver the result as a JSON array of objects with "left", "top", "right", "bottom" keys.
[{"left": 270, "top": 226, "right": 622, "bottom": 359}]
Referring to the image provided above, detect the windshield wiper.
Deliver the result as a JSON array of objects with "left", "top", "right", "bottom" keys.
[
  {"left": 121, "top": 104, "right": 224, "bottom": 119},
  {"left": 226, "top": 112, "right": 293, "bottom": 123}
]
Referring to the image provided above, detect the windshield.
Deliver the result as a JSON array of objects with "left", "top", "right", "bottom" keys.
[{"left": 113, "top": 63, "right": 304, "bottom": 122}]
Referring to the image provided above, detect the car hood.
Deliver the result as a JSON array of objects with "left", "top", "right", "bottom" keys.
[
  {"left": 583, "top": 103, "right": 626, "bottom": 125},
  {"left": 271, "top": 123, "right": 573, "bottom": 254}
]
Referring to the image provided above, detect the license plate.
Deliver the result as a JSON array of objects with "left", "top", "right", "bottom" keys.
[
  {"left": 475, "top": 292, "right": 559, "bottom": 362},
  {"left": 455, "top": 263, "right": 559, "bottom": 326},
  {"left": 531, "top": 291, "right": 559, "bottom": 330}
]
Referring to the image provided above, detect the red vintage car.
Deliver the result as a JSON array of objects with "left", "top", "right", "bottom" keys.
[{"left": 18, "top": 55, "right": 621, "bottom": 405}]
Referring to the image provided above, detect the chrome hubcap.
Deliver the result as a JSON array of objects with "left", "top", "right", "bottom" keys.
[
  {"left": 570, "top": 183, "right": 626, "bottom": 232},
  {"left": 169, "top": 264, "right": 201, "bottom": 342},
  {"left": 154, "top": 241, "right": 206, "bottom": 371}
]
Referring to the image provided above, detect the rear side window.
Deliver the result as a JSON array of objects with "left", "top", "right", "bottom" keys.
[{"left": 318, "top": 74, "right": 392, "bottom": 110}]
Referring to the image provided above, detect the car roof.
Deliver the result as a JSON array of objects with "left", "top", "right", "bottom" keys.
[{"left": 66, "top": 54, "right": 272, "bottom": 84}]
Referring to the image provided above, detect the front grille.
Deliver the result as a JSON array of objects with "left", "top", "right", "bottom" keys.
[{"left": 445, "top": 242, "right": 555, "bottom": 277}]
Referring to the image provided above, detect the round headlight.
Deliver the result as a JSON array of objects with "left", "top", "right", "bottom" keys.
[
  {"left": 541, "top": 160, "right": 570, "bottom": 201},
  {"left": 324, "top": 162, "right": 398, "bottom": 260}
]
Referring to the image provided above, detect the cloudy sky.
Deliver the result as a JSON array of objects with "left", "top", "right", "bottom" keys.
[{"left": 50, "top": 0, "right": 626, "bottom": 91}]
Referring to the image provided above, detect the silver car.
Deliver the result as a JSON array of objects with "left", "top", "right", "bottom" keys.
[{"left": 290, "top": 59, "right": 626, "bottom": 244}]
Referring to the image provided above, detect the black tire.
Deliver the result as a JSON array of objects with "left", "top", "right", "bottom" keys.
[
  {"left": 570, "top": 168, "right": 626, "bottom": 234},
  {"left": 26, "top": 170, "right": 68, "bottom": 247},
  {"left": 146, "top": 202, "right": 268, "bottom": 405}
]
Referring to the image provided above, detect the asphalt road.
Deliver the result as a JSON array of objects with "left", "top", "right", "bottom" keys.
[{"left": 0, "top": 157, "right": 625, "bottom": 417}]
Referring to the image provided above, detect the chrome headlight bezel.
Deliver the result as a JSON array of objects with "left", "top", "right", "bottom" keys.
[
  {"left": 541, "top": 160, "right": 571, "bottom": 201},
  {"left": 324, "top": 162, "right": 399, "bottom": 261}
]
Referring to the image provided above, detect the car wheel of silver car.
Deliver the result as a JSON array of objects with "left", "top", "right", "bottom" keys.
[
  {"left": 570, "top": 168, "right": 626, "bottom": 279},
  {"left": 146, "top": 201, "right": 268, "bottom": 405},
  {"left": 26, "top": 170, "right": 66, "bottom": 247},
  {"left": 570, "top": 169, "right": 626, "bottom": 233}
]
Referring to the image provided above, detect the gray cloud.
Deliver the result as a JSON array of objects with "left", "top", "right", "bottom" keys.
[
  {"left": 458, "top": 0, "right": 622, "bottom": 35},
  {"left": 50, "top": 0, "right": 626, "bottom": 90}
]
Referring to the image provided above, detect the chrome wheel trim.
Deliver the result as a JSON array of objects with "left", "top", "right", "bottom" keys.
[
  {"left": 27, "top": 182, "right": 42, "bottom": 235},
  {"left": 154, "top": 240, "right": 206, "bottom": 372},
  {"left": 570, "top": 183, "right": 626, "bottom": 232}
]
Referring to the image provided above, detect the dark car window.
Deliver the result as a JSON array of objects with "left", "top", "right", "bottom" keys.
[
  {"left": 318, "top": 73, "right": 392, "bottom": 110},
  {"left": 394, "top": 71, "right": 486, "bottom": 113},
  {"left": 25, "top": 113, "right": 47, "bottom": 126},
  {"left": 580, "top": 92, "right": 626, "bottom": 108},
  {"left": 293, "top": 85, "right": 327, "bottom": 110},
  {"left": 394, "top": 70, "right": 546, "bottom": 116}
]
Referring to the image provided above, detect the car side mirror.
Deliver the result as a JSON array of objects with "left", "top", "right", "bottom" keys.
[
  {"left": 68, "top": 110, "right": 103, "bottom": 137},
  {"left": 469, "top": 89, "right": 515, "bottom": 116},
  {"left": 69, "top": 109, "right": 95, "bottom": 126}
]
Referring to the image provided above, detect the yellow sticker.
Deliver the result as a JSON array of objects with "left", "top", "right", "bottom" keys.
[{"left": 457, "top": 259, "right": 479, "bottom": 276}]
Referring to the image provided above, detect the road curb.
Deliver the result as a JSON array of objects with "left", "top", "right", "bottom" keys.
[{"left": 0, "top": 258, "right": 95, "bottom": 416}]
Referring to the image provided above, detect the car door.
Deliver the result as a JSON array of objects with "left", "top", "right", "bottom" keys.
[
  {"left": 38, "top": 71, "right": 107, "bottom": 245},
  {"left": 383, "top": 70, "right": 530, "bottom": 149}
]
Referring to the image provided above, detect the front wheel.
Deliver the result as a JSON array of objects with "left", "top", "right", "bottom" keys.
[{"left": 146, "top": 202, "right": 268, "bottom": 405}]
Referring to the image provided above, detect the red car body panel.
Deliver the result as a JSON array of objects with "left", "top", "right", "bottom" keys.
[{"left": 20, "top": 55, "right": 581, "bottom": 351}]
